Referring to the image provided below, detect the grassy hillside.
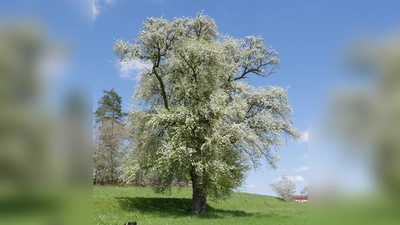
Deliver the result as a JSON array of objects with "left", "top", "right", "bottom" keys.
[{"left": 93, "top": 185, "right": 307, "bottom": 225}]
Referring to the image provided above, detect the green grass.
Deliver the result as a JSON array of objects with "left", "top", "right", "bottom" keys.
[{"left": 93, "top": 185, "right": 307, "bottom": 225}]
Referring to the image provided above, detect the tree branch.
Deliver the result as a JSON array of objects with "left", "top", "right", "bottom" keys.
[
  {"left": 153, "top": 67, "right": 169, "bottom": 110},
  {"left": 178, "top": 51, "right": 198, "bottom": 82}
]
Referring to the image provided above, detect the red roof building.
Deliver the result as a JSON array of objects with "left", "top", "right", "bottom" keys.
[{"left": 290, "top": 195, "right": 308, "bottom": 202}]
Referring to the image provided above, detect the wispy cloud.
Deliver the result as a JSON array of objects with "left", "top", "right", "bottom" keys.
[
  {"left": 299, "top": 131, "right": 308, "bottom": 142},
  {"left": 93, "top": 1, "right": 99, "bottom": 21},
  {"left": 245, "top": 184, "right": 257, "bottom": 189},
  {"left": 93, "top": 0, "right": 117, "bottom": 21},
  {"left": 293, "top": 166, "right": 308, "bottom": 172},
  {"left": 299, "top": 152, "right": 308, "bottom": 160},
  {"left": 277, "top": 168, "right": 287, "bottom": 172},
  {"left": 287, "top": 176, "right": 305, "bottom": 183},
  {"left": 115, "top": 59, "right": 152, "bottom": 80}
]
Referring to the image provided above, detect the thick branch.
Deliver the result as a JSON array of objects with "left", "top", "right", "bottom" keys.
[{"left": 153, "top": 67, "right": 169, "bottom": 110}]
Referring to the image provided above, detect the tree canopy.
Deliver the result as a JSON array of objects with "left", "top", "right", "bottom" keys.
[
  {"left": 94, "top": 88, "right": 124, "bottom": 123},
  {"left": 113, "top": 12, "right": 298, "bottom": 214}
]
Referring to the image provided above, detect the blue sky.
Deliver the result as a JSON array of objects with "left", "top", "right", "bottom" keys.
[{"left": 2, "top": 0, "right": 398, "bottom": 197}]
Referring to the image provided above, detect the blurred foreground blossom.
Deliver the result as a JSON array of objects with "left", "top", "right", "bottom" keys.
[
  {"left": 310, "top": 34, "right": 400, "bottom": 224},
  {"left": 0, "top": 21, "right": 91, "bottom": 224}
]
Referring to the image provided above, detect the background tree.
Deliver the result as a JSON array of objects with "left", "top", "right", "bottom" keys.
[
  {"left": 300, "top": 185, "right": 308, "bottom": 196},
  {"left": 270, "top": 175, "right": 296, "bottom": 200},
  {"left": 93, "top": 88, "right": 126, "bottom": 185},
  {"left": 114, "top": 13, "right": 298, "bottom": 214}
]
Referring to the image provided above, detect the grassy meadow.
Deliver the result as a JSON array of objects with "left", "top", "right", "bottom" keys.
[{"left": 93, "top": 185, "right": 307, "bottom": 225}]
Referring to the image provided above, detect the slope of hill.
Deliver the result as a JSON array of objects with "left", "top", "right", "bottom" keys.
[{"left": 93, "top": 185, "right": 307, "bottom": 225}]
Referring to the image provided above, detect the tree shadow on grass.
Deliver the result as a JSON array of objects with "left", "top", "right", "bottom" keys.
[{"left": 116, "top": 197, "right": 256, "bottom": 219}]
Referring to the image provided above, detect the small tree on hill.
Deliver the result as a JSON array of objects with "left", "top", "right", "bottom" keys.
[
  {"left": 270, "top": 175, "right": 296, "bottom": 200},
  {"left": 300, "top": 185, "right": 308, "bottom": 196}
]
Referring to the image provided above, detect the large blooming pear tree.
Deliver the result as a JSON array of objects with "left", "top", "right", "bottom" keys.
[{"left": 113, "top": 13, "right": 299, "bottom": 215}]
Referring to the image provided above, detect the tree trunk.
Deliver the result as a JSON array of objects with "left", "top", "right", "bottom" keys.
[{"left": 191, "top": 172, "right": 206, "bottom": 214}]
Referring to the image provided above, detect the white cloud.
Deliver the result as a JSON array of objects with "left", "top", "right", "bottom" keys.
[
  {"left": 299, "top": 131, "right": 308, "bottom": 142},
  {"left": 293, "top": 166, "right": 308, "bottom": 172},
  {"left": 274, "top": 176, "right": 305, "bottom": 183},
  {"left": 93, "top": 0, "right": 117, "bottom": 21},
  {"left": 288, "top": 176, "right": 305, "bottom": 183},
  {"left": 116, "top": 59, "right": 152, "bottom": 80}
]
